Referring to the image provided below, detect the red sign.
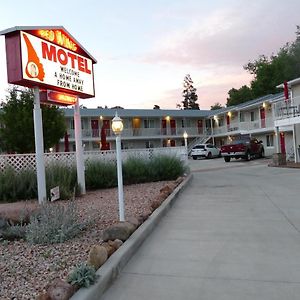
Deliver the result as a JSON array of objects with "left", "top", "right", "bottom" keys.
[
  {"left": 40, "top": 90, "right": 77, "bottom": 106},
  {"left": 0, "top": 26, "right": 97, "bottom": 99}
]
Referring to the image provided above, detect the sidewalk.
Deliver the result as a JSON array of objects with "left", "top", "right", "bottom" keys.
[{"left": 101, "top": 161, "right": 300, "bottom": 300}]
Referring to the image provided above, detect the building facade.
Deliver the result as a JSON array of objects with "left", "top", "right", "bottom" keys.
[{"left": 57, "top": 77, "right": 300, "bottom": 163}]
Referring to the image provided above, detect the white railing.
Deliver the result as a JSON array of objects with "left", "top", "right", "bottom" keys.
[
  {"left": 67, "top": 126, "right": 202, "bottom": 139},
  {"left": 273, "top": 95, "right": 300, "bottom": 120},
  {"left": 0, "top": 147, "right": 187, "bottom": 173},
  {"left": 212, "top": 118, "right": 274, "bottom": 135}
]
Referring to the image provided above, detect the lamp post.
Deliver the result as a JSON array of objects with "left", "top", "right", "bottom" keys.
[
  {"left": 183, "top": 131, "right": 188, "bottom": 160},
  {"left": 112, "top": 112, "right": 125, "bottom": 221}
]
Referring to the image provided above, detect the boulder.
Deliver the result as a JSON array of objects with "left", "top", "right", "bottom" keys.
[
  {"left": 126, "top": 216, "right": 142, "bottom": 228},
  {"left": 45, "top": 278, "right": 76, "bottom": 300},
  {"left": 150, "top": 198, "right": 162, "bottom": 211},
  {"left": 159, "top": 185, "right": 173, "bottom": 196},
  {"left": 101, "top": 242, "right": 115, "bottom": 257},
  {"left": 102, "top": 222, "right": 135, "bottom": 242},
  {"left": 175, "top": 176, "right": 184, "bottom": 185},
  {"left": 87, "top": 245, "right": 108, "bottom": 270},
  {"left": 108, "top": 239, "right": 123, "bottom": 251}
]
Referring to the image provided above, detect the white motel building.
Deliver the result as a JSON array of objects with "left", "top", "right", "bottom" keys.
[{"left": 56, "top": 77, "right": 300, "bottom": 163}]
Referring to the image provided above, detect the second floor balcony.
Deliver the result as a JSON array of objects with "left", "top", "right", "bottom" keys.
[
  {"left": 273, "top": 95, "right": 300, "bottom": 121},
  {"left": 212, "top": 118, "right": 274, "bottom": 136},
  {"left": 67, "top": 126, "right": 205, "bottom": 140}
]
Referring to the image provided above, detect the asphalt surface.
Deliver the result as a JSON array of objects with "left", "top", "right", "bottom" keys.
[{"left": 101, "top": 157, "right": 300, "bottom": 300}]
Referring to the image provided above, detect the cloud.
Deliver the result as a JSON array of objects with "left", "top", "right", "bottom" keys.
[{"left": 142, "top": 1, "right": 299, "bottom": 69}]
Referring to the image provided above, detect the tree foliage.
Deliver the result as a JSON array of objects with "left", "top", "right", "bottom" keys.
[
  {"left": 182, "top": 74, "right": 200, "bottom": 110},
  {"left": 0, "top": 88, "right": 66, "bottom": 153},
  {"left": 226, "top": 25, "right": 300, "bottom": 107},
  {"left": 210, "top": 102, "right": 223, "bottom": 110}
]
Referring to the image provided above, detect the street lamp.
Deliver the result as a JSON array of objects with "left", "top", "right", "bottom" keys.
[
  {"left": 112, "top": 112, "right": 125, "bottom": 221},
  {"left": 183, "top": 131, "right": 188, "bottom": 160}
]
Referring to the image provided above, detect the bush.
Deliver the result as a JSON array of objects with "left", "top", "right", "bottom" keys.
[
  {"left": 0, "top": 224, "right": 27, "bottom": 241},
  {"left": 26, "top": 201, "right": 87, "bottom": 244},
  {"left": 123, "top": 157, "right": 149, "bottom": 184},
  {"left": 148, "top": 155, "right": 186, "bottom": 181},
  {"left": 0, "top": 167, "right": 36, "bottom": 202},
  {"left": 46, "top": 163, "right": 78, "bottom": 200},
  {"left": 67, "top": 263, "right": 97, "bottom": 288},
  {"left": 85, "top": 160, "right": 117, "bottom": 189}
]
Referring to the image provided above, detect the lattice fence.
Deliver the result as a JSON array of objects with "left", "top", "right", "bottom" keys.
[{"left": 0, "top": 147, "right": 187, "bottom": 173}]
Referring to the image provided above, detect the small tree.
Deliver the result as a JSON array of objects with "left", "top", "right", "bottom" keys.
[
  {"left": 0, "top": 87, "right": 66, "bottom": 153},
  {"left": 210, "top": 102, "right": 223, "bottom": 110},
  {"left": 182, "top": 74, "right": 199, "bottom": 110}
]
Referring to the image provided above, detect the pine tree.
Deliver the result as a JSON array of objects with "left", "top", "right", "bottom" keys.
[{"left": 182, "top": 74, "right": 200, "bottom": 110}]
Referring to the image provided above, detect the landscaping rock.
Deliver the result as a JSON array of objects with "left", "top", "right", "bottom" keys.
[
  {"left": 127, "top": 216, "right": 142, "bottom": 228},
  {"left": 102, "top": 222, "right": 135, "bottom": 242},
  {"left": 45, "top": 278, "right": 76, "bottom": 300},
  {"left": 150, "top": 198, "right": 162, "bottom": 211},
  {"left": 87, "top": 245, "right": 108, "bottom": 270},
  {"left": 108, "top": 239, "right": 123, "bottom": 251},
  {"left": 101, "top": 242, "right": 115, "bottom": 257},
  {"left": 159, "top": 185, "right": 173, "bottom": 196},
  {"left": 175, "top": 176, "right": 184, "bottom": 185}
]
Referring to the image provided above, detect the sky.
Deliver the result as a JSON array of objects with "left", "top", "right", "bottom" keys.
[{"left": 0, "top": 0, "right": 299, "bottom": 110}]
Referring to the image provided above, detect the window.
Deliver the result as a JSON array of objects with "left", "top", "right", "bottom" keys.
[
  {"left": 145, "top": 141, "right": 154, "bottom": 148},
  {"left": 266, "top": 134, "right": 274, "bottom": 147},
  {"left": 70, "top": 119, "right": 75, "bottom": 129},
  {"left": 250, "top": 111, "right": 256, "bottom": 121},
  {"left": 144, "top": 119, "right": 155, "bottom": 128},
  {"left": 239, "top": 112, "right": 245, "bottom": 122},
  {"left": 219, "top": 118, "right": 224, "bottom": 126}
]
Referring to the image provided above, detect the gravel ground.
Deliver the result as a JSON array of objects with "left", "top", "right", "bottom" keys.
[{"left": 0, "top": 180, "right": 175, "bottom": 300}]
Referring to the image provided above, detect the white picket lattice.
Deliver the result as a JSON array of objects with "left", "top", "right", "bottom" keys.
[{"left": 0, "top": 147, "right": 187, "bottom": 173}]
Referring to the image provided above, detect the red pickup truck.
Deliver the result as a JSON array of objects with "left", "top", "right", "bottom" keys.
[{"left": 221, "top": 136, "right": 264, "bottom": 162}]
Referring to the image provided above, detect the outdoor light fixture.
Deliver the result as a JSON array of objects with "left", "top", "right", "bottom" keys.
[
  {"left": 166, "top": 116, "right": 170, "bottom": 121},
  {"left": 227, "top": 111, "right": 232, "bottom": 117},
  {"left": 112, "top": 112, "right": 125, "bottom": 221},
  {"left": 183, "top": 131, "right": 188, "bottom": 160}
]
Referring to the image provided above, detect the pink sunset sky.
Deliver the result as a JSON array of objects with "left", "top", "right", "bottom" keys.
[{"left": 0, "top": 0, "right": 299, "bottom": 109}]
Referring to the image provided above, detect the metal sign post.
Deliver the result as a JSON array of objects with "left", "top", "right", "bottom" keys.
[{"left": 33, "top": 86, "right": 47, "bottom": 204}]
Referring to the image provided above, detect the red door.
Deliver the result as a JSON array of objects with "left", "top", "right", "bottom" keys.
[
  {"left": 170, "top": 120, "right": 176, "bottom": 135},
  {"left": 170, "top": 140, "right": 176, "bottom": 147},
  {"left": 91, "top": 120, "right": 99, "bottom": 137},
  {"left": 280, "top": 132, "right": 286, "bottom": 154},
  {"left": 197, "top": 120, "right": 203, "bottom": 134},
  {"left": 226, "top": 115, "right": 230, "bottom": 131},
  {"left": 161, "top": 120, "right": 167, "bottom": 135},
  {"left": 103, "top": 120, "right": 111, "bottom": 136},
  {"left": 260, "top": 108, "right": 266, "bottom": 128}
]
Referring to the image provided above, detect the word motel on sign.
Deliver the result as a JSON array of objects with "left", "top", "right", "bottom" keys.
[{"left": 41, "top": 42, "right": 91, "bottom": 74}]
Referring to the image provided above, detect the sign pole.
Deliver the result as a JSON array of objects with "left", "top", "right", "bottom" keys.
[
  {"left": 74, "top": 98, "right": 86, "bottom": 194},
  {"left": 33, "top": 86, "right": 47, "bottom": 204}
]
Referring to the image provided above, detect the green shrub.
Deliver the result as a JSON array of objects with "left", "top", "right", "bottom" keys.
[
  {"left": 26, "top": 201, "right": 87, "bottom": 244},
  {"left": 123, "top": 156, "right": 149, "bottom": 184},
  {"left": 85, "top": 160, "right": 117, "bottom": 189},
  {"left": 0, "top": 224, "right": 27, "bottom": 241},
  {"left": 67, "top": 263, "right": 97, "bottom": 288},
  {"left": 46, "top": 163, "right": 77, "bottom": 200},
  {"left": 0, "top": 167, "right": 36, "bottom": 202},
  {"left": 148, "top": 155, "right": 186, "bottom": 181}
]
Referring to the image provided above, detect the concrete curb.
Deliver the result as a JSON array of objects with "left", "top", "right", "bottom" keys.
[{"left": 70, "top": 174, "right": 193, "bottom": 300}]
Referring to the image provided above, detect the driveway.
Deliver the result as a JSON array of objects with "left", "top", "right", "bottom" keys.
[{"left": 101, "top": 157, "right": 300, "bottom": 300}]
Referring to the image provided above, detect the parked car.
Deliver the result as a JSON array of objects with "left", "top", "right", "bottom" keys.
[
  {"left": 221, "top": 136, "right": 264, "bottom": 162},
  {"left": 190, "top": 144, "right": 221, "bottom": 160}
]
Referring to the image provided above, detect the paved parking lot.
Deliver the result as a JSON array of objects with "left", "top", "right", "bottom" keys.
[{"left": 102, "top": 157, "right": 300, "bottom": 300}]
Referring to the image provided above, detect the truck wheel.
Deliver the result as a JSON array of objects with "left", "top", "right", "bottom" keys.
[
  {"left": 245, "top": 151, "right": 251, "bottom": 161},
  {"left": 192, "top": 156, "right": 197, "bottom": 160},
  {"left": 224, "top": 157, "right": 230, "bottom": 162},
  {"left": 206, "top": 152, "right": 212, "bottom": 159}
]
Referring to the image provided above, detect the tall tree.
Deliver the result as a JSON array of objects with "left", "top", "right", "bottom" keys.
[
  {"left": 226, "top": 25, "right": 300, "bottom": 106},
  {"left": 0, "top": 87, "right": 66, "bottom": 153},
  {"left": 210, "top": 102, "right": 223, "bottom": 110},
  {"left": 182, "top": 74, "right": 200, "bottom": 110}
]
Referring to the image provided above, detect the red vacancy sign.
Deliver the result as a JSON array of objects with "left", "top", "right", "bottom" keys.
[{"left": 1, "top": 26, "right": 97, "bottom": 99}]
